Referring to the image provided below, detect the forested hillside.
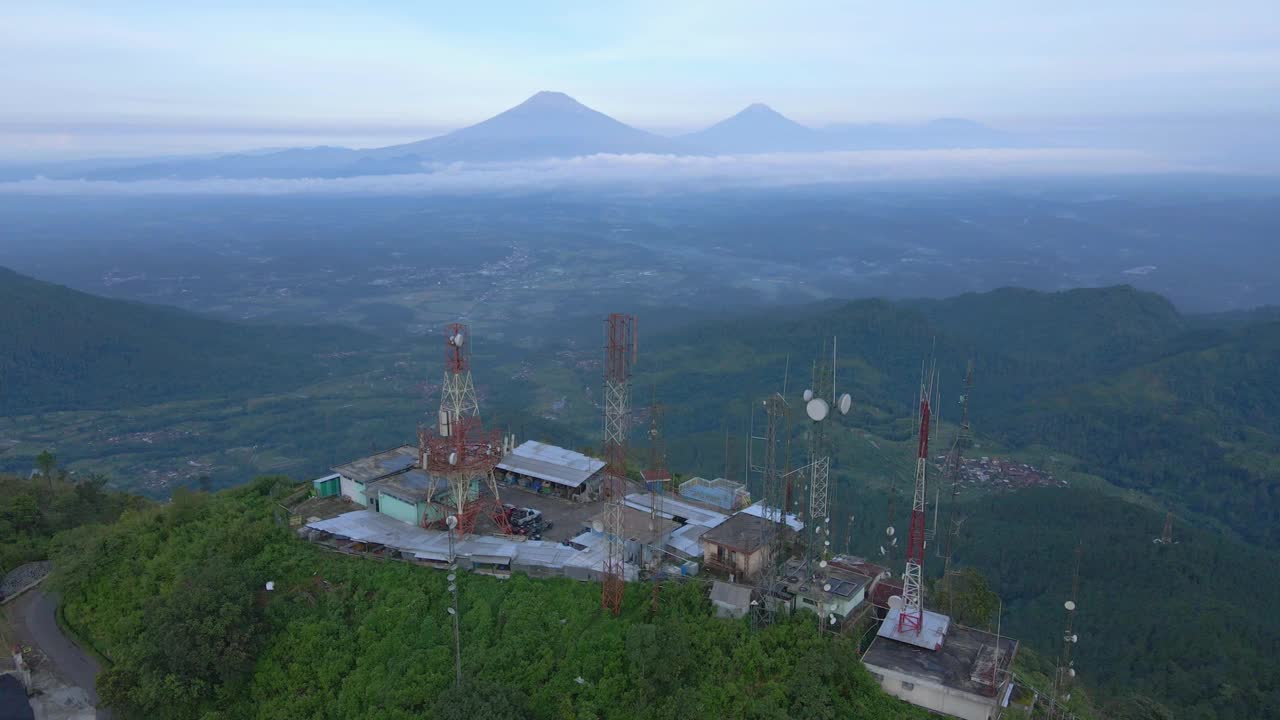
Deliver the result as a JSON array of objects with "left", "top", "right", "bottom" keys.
[
  {"left": 0, "top": 266, "right": 373, "bottom": 414},
  {"left": 640, "top": 285, "right": 1280, "bottom": 548},
  {"left": 50, "top": 477, "right": 929, "bottom": 720}
]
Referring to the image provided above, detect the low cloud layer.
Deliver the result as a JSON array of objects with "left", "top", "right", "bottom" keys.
[{"left": 0, "top": 148, "right": 1188, "bottom": 196}]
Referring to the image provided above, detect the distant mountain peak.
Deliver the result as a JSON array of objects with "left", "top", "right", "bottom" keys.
[{"left": 517, "top": 91, "right": 589, "bottom": 111}]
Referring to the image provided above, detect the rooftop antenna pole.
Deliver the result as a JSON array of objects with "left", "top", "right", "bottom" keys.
[
  {"left": 897, "top": 362, "right": 935, "bottom": 636},
  {"left": 601, "top": 313, "right": 637, "bottom": 616},
  {"left": 445, "top": 515, "right": 462, "bottom": 688}
]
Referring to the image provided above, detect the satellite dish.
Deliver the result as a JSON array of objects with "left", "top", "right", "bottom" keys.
[
  {"left": 829, "top": 615, "right": 837, "bottom": 625},
  {"left": 447, "top": 574, "right": 456, "bottom": 582},
  {"left": 447, "top": 607, "right": 456, "bottom": 615},
  {"left": 890, "top": 537, "right": 898, "bottom": 547},
  {"left": 803, "top": 389, "right": 814, "bottom": 402},
  {"left": 1064, "top": 600, "right": 1076, "bottom": 611},
  {"left": 838, "top": 393, "right": 852, "bottom": 415},
  {"left": 265, "top": 581, "right": 275, "bottom": 591},
  {"left": 592, "top": 520, "right": 604, "bottom": 533},
  {"left": 887, "top": 595, "right": 904, "bottom": 610},
  {"left": 1068, "top": 669, "right": 1076, "bottom": 678},
  {"left": 819, "top": 560, "right": 828, "bottom": 568},
  {"left": 1071, "top": 634, "right": 1079, "bottom": 643},
  {"left": 823, "top": 584, "right": 832, "bottom": 592},
  {"left": 879, "top": 546, "right": 886, "bottom": 555},
  {"left": 453, "top": 332, "right": 465, "bottom": 347},
  {"left": 806, "top": 398, "right": 830, "bottom": 422},
  {"left": 448, "top": 451, "right": 458, "bottom": 466},
  {"left": 445, "top": 515, "right": 458, "bottom": 530},
  {"left": 886, "top": 526, "right": 895, "bottom": 537},
  {"left": 448, "top": 584, "right": 456, "bottom": 592}
]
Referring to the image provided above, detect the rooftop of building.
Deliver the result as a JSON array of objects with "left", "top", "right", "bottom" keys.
[
  {"left": 828, "top": 555, "right": 889, "bottom": 581},
  {"left": 624, "top": 492, "right": 730, "bottom": 529},
  {"left": 863, "top": 620, "right": 1019, "bottom": 700},
  {"left": 700, "top": 511, "right": 773, "bottom": 554},
  {"left": 779, "top": 557, "right": 871, "bottom": 603},
  {"left": 369, "top": 468, "right": 450, "bottom": 505},
  {"left": 497, "top": 440, "right": 605, "bottom": 488},
  {"left": 739, "top": 500, "right": 805, "bottom": 531},
  {"left": 591, "top": 505, "right": 680, "bottom": 546},
  {"left": 710, "top": 580, "right": 753, "bottom": 609},
  {"left": 332, "top": 444, "right": 419, "bottom": 484}
]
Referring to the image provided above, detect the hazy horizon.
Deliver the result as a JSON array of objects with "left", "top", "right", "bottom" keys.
[{"left": 4, "top": 1, "right": 1278, "bottom": 169}]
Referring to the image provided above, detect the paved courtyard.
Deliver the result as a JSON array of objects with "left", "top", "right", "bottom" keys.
[{"left": 499, "top": 485, "right": 604, "bottom": 543}]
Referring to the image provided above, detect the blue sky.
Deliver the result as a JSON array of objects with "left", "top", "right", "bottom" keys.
[{"left": 3, "top": 0, "right": 1278, "bottom": 159}]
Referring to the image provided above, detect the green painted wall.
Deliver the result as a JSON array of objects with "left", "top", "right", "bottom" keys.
[
  {"left": 379, "top": 493, "right": 418, "bottom": 526},
  {"left": 313, "top": 476, "right": 340, "bottom": 498}
]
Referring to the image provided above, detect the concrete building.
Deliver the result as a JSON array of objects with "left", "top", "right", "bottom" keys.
[
  {"left": 700, "top": 512, "right": 773, "bottom": 582},
  {"left": 332, "top": 445, "right": 420, "bottom": 508},
  {"left": 497, "top": 440, "right": 605, "bottom": 501},
  {"left": 777, "top": 557, "right": 871, "bottom": 624},
  {"left": 863, "top": 610, "right": 1018, "bottom": 720},
  {"left": 588, "top": 505, "right": 680, "bottom": 567},
  {"left": 367, "top": 468, "right": 452, "bottom": 528}
]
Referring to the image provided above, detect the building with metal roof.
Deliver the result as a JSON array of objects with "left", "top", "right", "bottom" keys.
[
  {"left": 710, "top": 580, "right": 753, "bottom": 619},
  {"left": 332, "top": 444, "right": 420, "bottom": 507},
  {"left": 497, "top": 440, "right": 606, "bottom": 500}
]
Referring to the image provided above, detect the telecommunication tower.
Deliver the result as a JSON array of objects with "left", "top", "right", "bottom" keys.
[
  {"left": 749, "top": 393, "right": 789, "bottom": 628},
  {"left": 1051, "top": 545, "right": 1083, "bottom": 718},
  {"left": 1155, "top": 511, "right": 1175, "bottom": 545},
  {"left": 799, "top": 340, "right": 850, "bottom": 576},
  {"left": 419, "top": 323, "right": 509, "bottom": 535},
  {"left": 941, "top": 361, "right": 975, "bottom": 612},
  {"left": 646, "top": 391, "right": 668, "bottom": 570},
  {"left": 601, "top": 313, "right": 637, "bottom": 616},
  {"left": 897, "top": 369, "right": 936, "bottom": 635}
]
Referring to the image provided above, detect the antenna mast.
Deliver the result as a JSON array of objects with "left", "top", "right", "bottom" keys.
[
  {"left": 1051, "top": 545, "right": 1083, "bottom": 718},
  {"left": 646, "top": 389, "right": 667, "bottom": 573},
  {"left": 601, "top": 313, "right": 637, "bottom": 616},
  {"left": 421, "top": 323, "right": 508, "bottom": 535},
  {"left": 750, "top": 393, "right": 789, "bottom": 628},
  {"left": 898, "top": 365, "right": 935, "bottom": 635},
  {"left": 941, "top": 361, "right": 975, "bottom": 613}
]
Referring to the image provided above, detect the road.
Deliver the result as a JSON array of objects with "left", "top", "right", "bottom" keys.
[{"left": 6, "top": 589, "right": 110, "bottom": 719}]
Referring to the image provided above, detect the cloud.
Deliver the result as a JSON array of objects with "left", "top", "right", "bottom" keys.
[{"left": 0, "top": 148, "right": 1186, "bottom": 197}]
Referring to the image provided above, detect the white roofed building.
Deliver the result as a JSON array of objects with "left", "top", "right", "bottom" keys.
[{"left": 497, "top": 440, "right": 606, "bottom": 501}]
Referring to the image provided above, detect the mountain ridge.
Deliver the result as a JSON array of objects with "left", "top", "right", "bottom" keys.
[{"left": 47, "top": 92, "right": 1020, "bottom": 181}]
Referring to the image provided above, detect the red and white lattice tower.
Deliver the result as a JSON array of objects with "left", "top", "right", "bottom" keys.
[
  {"left": 421, "top": 323, "right": 510, "bottom": 535},
  {"left": 898, "top": 379, "right": 933, "bottom": 635},
  {"left": 601, "top": 313, "right": 637, "bottom": 616}
]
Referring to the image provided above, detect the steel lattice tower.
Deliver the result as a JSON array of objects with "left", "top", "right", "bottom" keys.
[
  {"left": 1051, "top": 545, "right": 1083, "bottom": 718},
  {"left": 803, "top": 354, "right": 835, "bottom": 575},
  {"left": 424, "top": 323, "right": 509, "bottom": 535},
  {"left": 750, "top": 393, "right": 789, "bottom": 628},
  {"left": 646, "top": 392, "right": 667, "bottom": 573},
  {"left": 602, "top": 313, "right": 637, "bottom": 616},
  {"left": 898, "top": 377, "right": 934, "bottom": 635},
  {"left": 941, "top": 361, "right": 975, "bottom": 612}
]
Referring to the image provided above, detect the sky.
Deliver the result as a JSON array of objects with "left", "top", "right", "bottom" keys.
[{"left": 2, "top": 0, "right": 1278, "bottom": 160}]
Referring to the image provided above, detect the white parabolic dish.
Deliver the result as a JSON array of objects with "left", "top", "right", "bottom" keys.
[
  {"left": 806, "top": 397, "right": 829, "bottom": 421},
  {"left": 887, "top": 595, "right": 904, "bottom": 610}
]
